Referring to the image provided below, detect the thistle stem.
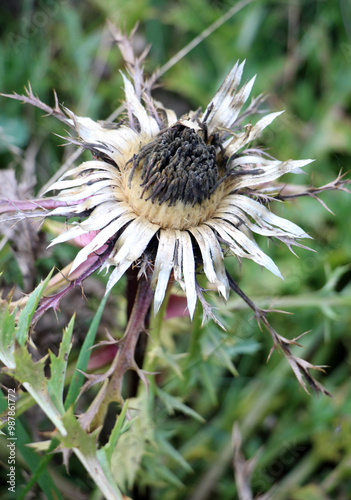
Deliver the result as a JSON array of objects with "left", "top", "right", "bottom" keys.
[
  {"left": 89, "top": 273, "right": 154, "bottom": 429},
  {"left": 109, "top": 273, "right": 154, "bottom": 399}
]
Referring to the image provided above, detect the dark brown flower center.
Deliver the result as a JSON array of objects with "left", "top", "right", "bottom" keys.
[{"left": 129, "top": 125, "right": 221, "bottom": 206}]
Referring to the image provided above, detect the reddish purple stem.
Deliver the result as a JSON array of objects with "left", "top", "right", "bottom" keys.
[
  {"left": 0, "top": 198, "right": 76, "bottom": 214},
  {"left": 32, "top": 245, "right": 112, "bottom": 325}
]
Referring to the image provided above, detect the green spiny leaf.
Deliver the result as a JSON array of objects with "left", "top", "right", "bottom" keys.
[
  {"left": 48, "top": 315, "right": 75, "bottom": 414},
  {"left": 14, "top": 348, "right": 66, "bottom": 436},
  {"left": 111, "top": 396, "right": 154, "bottom": 491},
  {"left": 103, "top": 400, "right": 129, "bottom": 463},
  {"left": 60, "top": 406, "right": 98, "bottom": 454}
]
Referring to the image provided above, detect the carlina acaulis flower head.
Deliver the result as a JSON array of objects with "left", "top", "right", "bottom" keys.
[{"left": 40, "top": 57, "right": 312, "bottom": 321}]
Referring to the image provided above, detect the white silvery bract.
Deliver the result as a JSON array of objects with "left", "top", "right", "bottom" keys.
[{"left": 45, "top": 61, "right": 312, "bottom": 319}]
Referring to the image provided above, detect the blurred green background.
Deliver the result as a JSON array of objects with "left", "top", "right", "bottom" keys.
[{"left": 1, "top": 1, "right": 351, "bottom": 499}]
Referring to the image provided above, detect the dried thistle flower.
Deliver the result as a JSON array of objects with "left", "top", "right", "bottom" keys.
[{"left": 41, "top": 61, "right": 312, "bottom": 321}]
